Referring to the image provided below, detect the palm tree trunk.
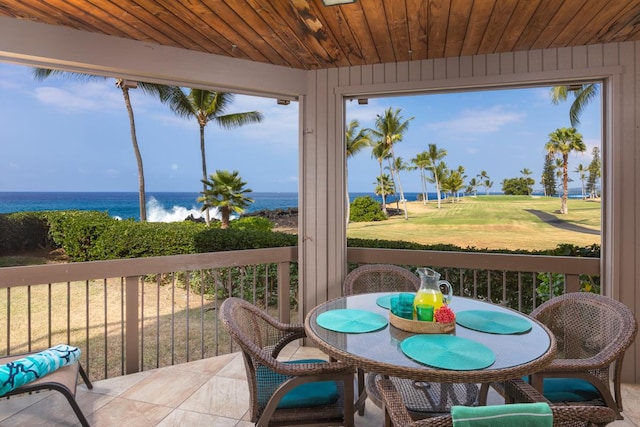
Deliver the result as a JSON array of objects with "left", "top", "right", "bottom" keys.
[
  {"left": 389, "top": 148, "right": 408, "bottom": 220},
  {"left": 561, "top": 155, "right": 569, "bottom": 214},
  {"left": 200, "top": 124, "right": 211, "bottom": 225},
  {"left": 420, "top": 168, "right": 428, "bottom": 205},
  {"left": 221, "top": 207, "right": 230, "bottom": 229},
  {"left": 379, "top": 161, "right": 387, "bottom": 216},
  {"left": 121, "top": 87, "right": 147, "bottom": 221}
]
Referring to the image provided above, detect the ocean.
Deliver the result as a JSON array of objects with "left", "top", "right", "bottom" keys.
[
  {"left": 0, "top": 191, "right": 426, "bottom": 222},
  {"left": 0, "top": 191, "right": 580, "bottom": 222}
]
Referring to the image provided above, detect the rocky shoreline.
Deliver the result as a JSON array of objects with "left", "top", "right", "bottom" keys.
[{"left": 243, "top": 207, "right": 298, "bottom": 229}]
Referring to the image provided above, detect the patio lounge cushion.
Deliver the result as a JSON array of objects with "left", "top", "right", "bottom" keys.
[
  {"left": 256, "top": 359, "right": 339, "bottom": 409},
  {"left": 451, "top": 402, "right": 552, "bottom": 427},
  {"left": 522, "top": 376, "right": 601, "bottom": 403},
  {"left": 0, "top": 345, "right": 81, "bottom": 397}
]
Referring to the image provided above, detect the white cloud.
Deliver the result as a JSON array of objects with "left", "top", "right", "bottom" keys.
[
  {"left": 428, "top": 106, "right": 525, "bottom": 134},
  {"left": 33, "top": 81, "right": 122, "bottom": 113},
  {"left": 171, "top": 163, "right": 178, "bottom": 171}
]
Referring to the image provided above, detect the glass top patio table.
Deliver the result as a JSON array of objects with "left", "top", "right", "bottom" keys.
[{"left": 304, "top": 293, "right": 557, "bottom": 385}]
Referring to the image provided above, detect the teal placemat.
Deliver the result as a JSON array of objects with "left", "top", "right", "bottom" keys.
[
  {"left": 316, "top": 309, "right": 388, "bottom": 333},
  {"left": 400, "top": 335, "right": 495, "bottom": 370},
  {"left": 455, "top": 310, "right": 532, "bottom": 334}
]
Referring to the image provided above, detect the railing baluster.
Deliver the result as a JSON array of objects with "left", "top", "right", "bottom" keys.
[
  {"left": 200, "top": 269, "right": 204, "bottom": 360},
  {"left": 186, "top": 272, "right": 190, "bottom": 363},
  {"left": 171, "top": 272, "right": 175, "bottom": 366},
  {"left": 125, "top": 275, "right": 139, "bottom": 374},
  {"left": 502, "top": 271, "right": 507, "bottom": 304},
  {"left": 48, "top": 283, "right": 52, "bottom": 349},
  {"left": 104, "top": 278, "right": 108, "bottom": 379},
  {"left": 6, "top": 287, "right": 10, "bottom": 354},
  {"left": 120, "top": 277, "right": 125, "bottom": 376},
  {"left": 141, "top": 278, "right": 145, "bottom": 370},
  {"left": 27, "top": 285, "right": 31, "bottom": 352},
  {"left": 156, "top": 274, "right": 161, "bottom": 369}
]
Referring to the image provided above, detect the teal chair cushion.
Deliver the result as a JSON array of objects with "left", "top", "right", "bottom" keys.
[
  {"left": 256, "top": 359, "right": 339, "bottom": 409},
  {"left": 522, "top": 376, "right": 601, "bottom": 402},
  {"left": 0, "top": 345, "right": 81, "bottom": 397}
]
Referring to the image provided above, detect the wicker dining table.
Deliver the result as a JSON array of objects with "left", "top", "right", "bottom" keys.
[{"left": 304, "top": 293, "right": 557, "bottom": 413}]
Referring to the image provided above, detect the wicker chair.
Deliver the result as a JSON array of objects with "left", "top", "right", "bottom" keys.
[
  {"left": 219, "top": 297, "right": 355, "bottom": 427},
  {"left": 343, "top": 264, "right": 479, "bottom": 418},
  {"left": 376, "top": 376, "right": 618, "bottom": 427},
  {"left": 525, "top": 292, "right": 638, "bottom": 420},
  {"left": 343, "top": 264, "right": 421, "bottom": 295}
]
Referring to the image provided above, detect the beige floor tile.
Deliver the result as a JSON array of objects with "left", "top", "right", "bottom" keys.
[
  {"left": 0, "top": 389, "right": 110, "bottom": 427},
  {"left": 216, "top": 353, "right": 247, "bottom": 380},
  {"left": 155, "top": 408, "right": 239, "bottom": 426},
  {"left": 121, "top": 368, "right": 209, "bottom": 407},
  {"left": 276, "top": 340, "right": 304, "bottom": 360},
  {"left": 233, "top": 421, "right": 255, "bottom": 427},
  {"left": 355, "top": 399, "right": 385, "bottom": 427},
  {"left": 164, "top": 353, "right": 238, "bottom": 376},
  {"left": 0, "top": 392, "right": 48, "bottom": 422},
  {"left": 87, "top": 397, "right": 172, "bottom": 427},
  {"left": 89, "top": 370, "right": 154, "bottom": 397},
  {"left": 179, "top": 375, "right": 249, "bottom": 420},
  {"left": 289, "top": 345, "right": 329, "bottom": 361}
]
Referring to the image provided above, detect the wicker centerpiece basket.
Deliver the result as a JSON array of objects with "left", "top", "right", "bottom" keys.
[{"left": 389, "top": 311, "right": 455, "bottom": 334}]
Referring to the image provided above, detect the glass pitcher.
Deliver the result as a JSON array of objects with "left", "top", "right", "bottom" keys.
[{"left": 414, "top": 267, "right": 453, "bottom": 312}]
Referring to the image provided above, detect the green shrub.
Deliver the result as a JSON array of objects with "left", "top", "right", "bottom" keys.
[
  {"left": 44, "top": 211, "right": 116, "bottom": 261},
  {"left": 349, "top": 196, "right": 387, "bottom": 222},
  {"left": 0, "top": 212, "right": 50, "bottom": 254},
  {"left": 194, "top": 228, "right": 297, "bottom": 252},
  {"left": 230, "top": 216, "right": 274, "bottom": 231},
  {"left": 90, "top": 220, "right": 204, "bottom": 260}
]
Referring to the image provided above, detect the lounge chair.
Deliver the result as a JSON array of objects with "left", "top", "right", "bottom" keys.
[{"left": 0, "top": 351, "right": 93, "bottom": 427}]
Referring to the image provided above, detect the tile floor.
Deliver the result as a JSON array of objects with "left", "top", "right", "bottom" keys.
[{"left": 0, "top": 345, "right": 638, "bottom": 426}]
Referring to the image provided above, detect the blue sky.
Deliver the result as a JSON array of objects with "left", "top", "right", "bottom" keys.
[{"left": 0, "top": 62, "right": 601, "bottom": 193}]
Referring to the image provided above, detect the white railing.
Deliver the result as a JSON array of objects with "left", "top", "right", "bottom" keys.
[{"left": 0, "top": 247, "right": 599, "bottom": 380}]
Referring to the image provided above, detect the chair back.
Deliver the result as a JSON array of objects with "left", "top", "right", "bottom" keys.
[
  {"left": 531, "top": 292, "right": 637, "bottom": 368},
  {"left": 531, "top": 292, "right": 637, "bottom": 416},
  {"left": 219, "top": 298, "right": 305, "bottom": 418},
  {"left": 343, "top": 264, "right": 420, "bottom": 296}
]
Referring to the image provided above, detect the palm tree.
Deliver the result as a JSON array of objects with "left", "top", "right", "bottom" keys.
[
  {"left": 374, "top": 174, "right": 395, "bottom": 203},
  {"left": 425, "top": 144, "right": 448, "bottom": 208},
  {"left": 371, "top": 140, "right": 392, "bottom": 216},
  {"left": 370, "top": 108, "right": 414, "bottom": 219},
  {"left": 574, "top": 163, "right": 588, "bottom": 199},
  {"left": 162, "top": 88, "right": 263, "bottom": 225},
  {"left": 483, "top": 179, "right": 494, "bottom": 195},
  {"left": 520, "top": 168, "right": 533, "bottom": 195},
  {"left": 545, "top": 127, "right": 587, "bottom": 214},
  {"left": 411, "top": 151, "right": 432, "bottom": 204},
  {"left": 385, "top": 156, "right": 411, "bottom": 210},
  {"left": 345, "top": 120, "right": 371, "bottom": 225},
  {"left": 477, "top": 170, "right": 491, "bottom": 195},
  {"left": 443, "top": 167, "right": 464, "bottom": 202},
  {"left": 198, "top": 170, "right": 253, "bottom": 229},
  {"left": 33, "top": 69, "right": 169, "bottom": 221},
  {"left": 426, "top": 162, "right": 449, "bottom": 207},
  {"left": 550, "top": 84, "right": 599, "bottom": 127},
  {"left": 466, "top": 177, "right": 479, "bottom": 196}
]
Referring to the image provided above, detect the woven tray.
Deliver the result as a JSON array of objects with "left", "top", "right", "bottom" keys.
[{"left": 389, "top": 311, "right": 455, "bottom": 334}]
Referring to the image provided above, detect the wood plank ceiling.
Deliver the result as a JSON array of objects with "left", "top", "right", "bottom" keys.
[{"left": 1, "top": 0, "right": 640, "bottom": 70}]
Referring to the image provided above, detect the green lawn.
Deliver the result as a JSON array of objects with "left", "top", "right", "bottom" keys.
[{"left": 347, "top": 195, "right": 601, "bottom": 251}]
